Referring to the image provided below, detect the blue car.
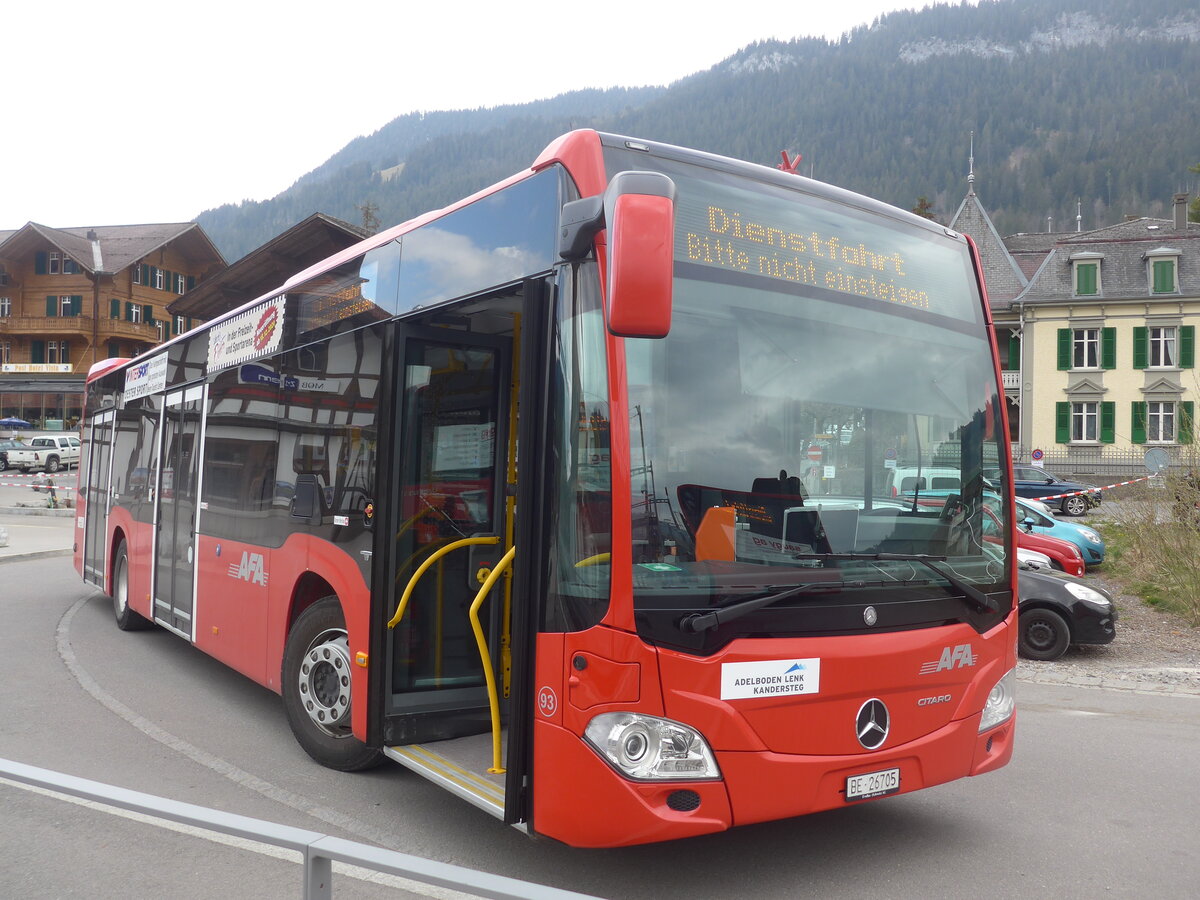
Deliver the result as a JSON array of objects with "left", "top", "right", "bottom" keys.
[{"left": 1015, "top": 497, "right": 1105, "bottom": 567}]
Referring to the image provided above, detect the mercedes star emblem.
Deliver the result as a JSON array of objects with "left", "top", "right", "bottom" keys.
[{"left": 856, "top": 698, "right": 890, "bottom": 750}]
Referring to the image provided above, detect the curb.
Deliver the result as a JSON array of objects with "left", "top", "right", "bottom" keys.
[
  {"left": 0, "top": 548, "right": 74, "bottom": 565},
  {"left": 1017, "top": 669, "right": 1200, "bottom": 697},
  {"left": 0, "top": 507, "right": 75, "bottom": 518}
]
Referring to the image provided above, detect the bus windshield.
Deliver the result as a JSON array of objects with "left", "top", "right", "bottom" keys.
[{"left": 611, "top": 147, "right": 1010, "bottom": 648}]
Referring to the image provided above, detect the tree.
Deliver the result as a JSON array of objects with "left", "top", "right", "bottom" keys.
[{"left": 912, "top": 196, "right": 937, "bottom": 220}]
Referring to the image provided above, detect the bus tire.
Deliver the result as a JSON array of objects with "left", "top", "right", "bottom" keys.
[
  {"left": 112, "top": 542, "right": 152, "bottom": 631},
  {"left": 282, "top": 596, "right": 383, "bottom": 771}
]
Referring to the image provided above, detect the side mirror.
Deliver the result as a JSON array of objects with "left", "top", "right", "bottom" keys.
[{"left": 558, "top": 171, "right": 676, "bottom": 339}]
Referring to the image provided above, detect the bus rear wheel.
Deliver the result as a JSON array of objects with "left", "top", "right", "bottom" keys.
[
  {"left": 282, "top": 596, "right": 383, "bottom": 771},
  {"left": 112, "top": 542, "right": 151, "bottom": 631}
]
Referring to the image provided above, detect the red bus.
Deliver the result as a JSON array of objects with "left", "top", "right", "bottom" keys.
[{"left": 74, "top": 130, "right": 1017, "bottom": 848}]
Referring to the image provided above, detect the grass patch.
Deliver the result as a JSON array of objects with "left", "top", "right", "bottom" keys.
[{"left": 1092, "top": 479, "right": 1200, "bottom": 624}]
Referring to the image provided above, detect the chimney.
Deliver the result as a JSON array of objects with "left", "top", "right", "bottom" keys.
[
  {"left": 1174, "top": 193, "right": 1189, "bottom": 231},
  {"left": 86, "top": 229, "right": 97, "bottom": 240}
]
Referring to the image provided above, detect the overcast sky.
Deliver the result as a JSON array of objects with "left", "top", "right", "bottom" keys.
[{"left": 4, "top": 0, "right": 942, "bottom": 230}]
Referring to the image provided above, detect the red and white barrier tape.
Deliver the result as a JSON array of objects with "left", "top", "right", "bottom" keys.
[{"left": 1033, "top": 474, "right": 1155, "bottom": 501}]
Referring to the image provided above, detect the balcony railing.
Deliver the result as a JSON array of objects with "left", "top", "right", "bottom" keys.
[
  {"left": 1, "top": 315, "right": 157, "bottom": 342},
  {"left": 1002, "top": 370, "right": 1020, "bottom": 390}
]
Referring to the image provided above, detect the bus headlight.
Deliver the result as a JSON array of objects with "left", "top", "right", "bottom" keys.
[
  {"left": 584, "top": 713, "right": 721, "bottom": 781},
  {"left": 979, "top": 669, "right": 1015, "bottom": 733}
]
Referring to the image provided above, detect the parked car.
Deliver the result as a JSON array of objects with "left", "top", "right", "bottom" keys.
[
  {"left": 5, "top": 434, "right": 81, "bottom": 473},
  {"left": 0, "top": 438, "right": 25, "bottom": 471},
  {"left": 1017, "top": 547, "right": 1055, "bottom": 571},
  {"left": 986, "top": 465, "right": 1101, "bottom": 516},
  {"left": 1017, "top": 565, "right": 1117, "bottom": 660},
  {"left": 980, "top": 496, "right": 1087, "bottom": 576},
  {"left": 886, "top": 465, "right": 960, "bottom": 497},
  {"left": 1015, "top": 497, "right": 1105, "bottom": 567}
]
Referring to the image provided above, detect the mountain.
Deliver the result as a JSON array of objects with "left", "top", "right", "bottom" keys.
[{"left": 196, "top": 0, "right": 1200, "bottom": 262}]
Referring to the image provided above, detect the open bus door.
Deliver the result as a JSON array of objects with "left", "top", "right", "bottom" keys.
[{"left": 380, "top": 323, "right": 518, "bottom": 820}]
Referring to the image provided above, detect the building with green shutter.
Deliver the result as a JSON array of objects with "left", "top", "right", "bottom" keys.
[
  {"left": 0, "top": 222, "right": 224, "bottom": 428},
  {"left": 1012, "top": 194, "right": 1199, "bottom": 459}
]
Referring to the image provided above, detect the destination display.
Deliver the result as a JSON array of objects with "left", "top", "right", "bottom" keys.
[{"left": 673, "top": 181, "right": 979, "bottom": 323}]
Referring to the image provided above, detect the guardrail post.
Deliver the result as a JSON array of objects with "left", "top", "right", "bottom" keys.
[{"left": 304, "top": 844, "right": 333, "bottom": 900}]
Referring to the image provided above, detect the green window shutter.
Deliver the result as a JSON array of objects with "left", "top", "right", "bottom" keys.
[
  {"left": 1076, "top": 262, "right": 1097, "bottom": 295},
  {"left": 142, "top": 264, "right": 151, "bottom": 286},
  {"left": 125, "top": 301, "right": 134, "bottom": 322},
  {"left": 46, "top": 295, "right": 57, "bottom": 317},
  {"left": 1100, "top": 401, "right": 1116, "bottom": 444},
  {"left": 1057, "top": 329, "right": 1071, "bottom": 370},
  {"left": 143, "top": 304, "right": 153, "bottom": 324},
  {"left": 1101, "top": 327, "right": 1116, "bottom": 370},
  {"left": 1180, "top": 402, "right": 1195, "bottom": 445},
  {"left": 1055, "top": 402, "right": 1071, "bottom": 443},
  {"left": 1132, "top": 326, "right": 1148, "bottom": 369},
  {"left": 31, "top": 340, "right": 45, "bottom": 364},
  {"left": 35, "top": 251, "right": 47, "bottom": 275},
  {"left": 110, "top": 298, "right": 120, "bottom": 318},
  {"left": 186, "top": 275, "right": 196, "bottom": 291},
  {"left": 1131, "top": 402, "right": 1147, "bottom": 444},
  {"left": 1007, "top": 331, "right": 1020, "bottom": 368},
  {"left": 1153, "top": 260, "right": 1174, "bottom": 293},
  {"left": 71, "top": 295, "right": 82, "bottom": 316},
  {"left": 1181, "top": 326, "right": 1195, "bottom": 369}
]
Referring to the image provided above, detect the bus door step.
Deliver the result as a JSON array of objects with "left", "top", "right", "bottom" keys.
[{"left": 385, "top": 738, "right": 505, "bottom": 820}]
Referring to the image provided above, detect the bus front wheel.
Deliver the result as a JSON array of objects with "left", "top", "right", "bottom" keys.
[{"left": 282, "top": 596, "right": 383, "bottom": 771}]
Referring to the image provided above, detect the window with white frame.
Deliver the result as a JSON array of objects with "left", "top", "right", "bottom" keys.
[
  {"left": 0, "top": 341, "right": 10, "bottom": 364},
  {"left": 129, "top": 305, "right": 142, "bottom": 324},
  {"left": 0, "top": 297, "right": 10, "bottom": 317},
  {"left": 133, "top": 264, "right": 142, "bottom": 285},
  {"left": 175, "top": 315, "right": 186, "bottom": 333},
  {"left": 48, "top": 251, "right": 61, "bottom": 274},
  {"left": 175, "top": 273, "right": 186, "bottom": 294},
  {"left": 156, "top": 321, "right": 166, "bottom": 342},
  {"left": 1148, "top": 401, "right": 1176, "bottom": 442},
  {"left": 154, "top": 267, "right": 165, "bottom": 290},
  {"left": 1149, "top": 326, "right": 1177, "bottom": 367},
  {"left": 59, "top": 295, "right": 73, "bottom": 316},
  {"left": 1072, "top": 401, "right": 1099, "bottom": 442},
  {"left": 1074, "top": 328, "right": 1100, "bottom": 368},
  {"left": 47, "top": 341, "right": 59, "bottom": 364}
]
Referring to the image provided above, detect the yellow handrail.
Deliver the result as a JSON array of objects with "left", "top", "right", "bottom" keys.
[
  {"left": 386, "top": 536, "right": 499, "bottom": 629},
  {"left": 469, "top": 545, "right": 516, "bottom": 774}
]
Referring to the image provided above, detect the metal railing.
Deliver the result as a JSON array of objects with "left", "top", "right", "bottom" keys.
[{"left": 1, "top": 757, "right": 601, "bottom": 900}]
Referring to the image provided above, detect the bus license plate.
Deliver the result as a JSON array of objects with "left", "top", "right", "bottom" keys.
[{"left": 845, "top": 767, "right": 900, "bottom": 802}]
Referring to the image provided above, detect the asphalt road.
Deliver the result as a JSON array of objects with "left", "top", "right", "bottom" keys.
[{"left": 2, "top": 556, "right": 1198, "bottom": 899}]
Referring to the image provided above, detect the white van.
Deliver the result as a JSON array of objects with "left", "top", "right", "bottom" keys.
[{"left": 887, "top": 466, "right": 961, "bottom": 497}]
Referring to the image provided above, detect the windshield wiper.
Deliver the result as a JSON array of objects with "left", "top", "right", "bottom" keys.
[
  {"left": 790, "top": 552, "right": 997, "bottom": 613},
  {"left": 679, "top": 580, "right": 847, "bottom": 634}
]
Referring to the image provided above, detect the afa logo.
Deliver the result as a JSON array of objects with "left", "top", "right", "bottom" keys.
[
  {"left": 919, "top": 643, "right": 976, "bottom": 675},
  {"left": 228, "top": 551, "right": 268, "bottom": 586}
]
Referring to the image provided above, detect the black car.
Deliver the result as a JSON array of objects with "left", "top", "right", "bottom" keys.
[
  {"left": 987, "top": 466, "right": 1102, "bottom": 516},
  {"left": 1017, "top": 565, "right": 1117, "bottom": 660},
  {"left": 0, "top": 439, "right": 25, "bottom": 471}
]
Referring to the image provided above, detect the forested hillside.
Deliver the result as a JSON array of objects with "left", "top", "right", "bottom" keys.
[{"left": 197, "top": 0, "right": 1200, "bottom": 261}]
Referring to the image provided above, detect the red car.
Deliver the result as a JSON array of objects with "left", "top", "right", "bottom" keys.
[
  {"left": 1014, "top": 529, "right": 1085, "bottom": 578},
  {"left": 916, "top": 496, "right": 1088, "bottom": 578}
]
